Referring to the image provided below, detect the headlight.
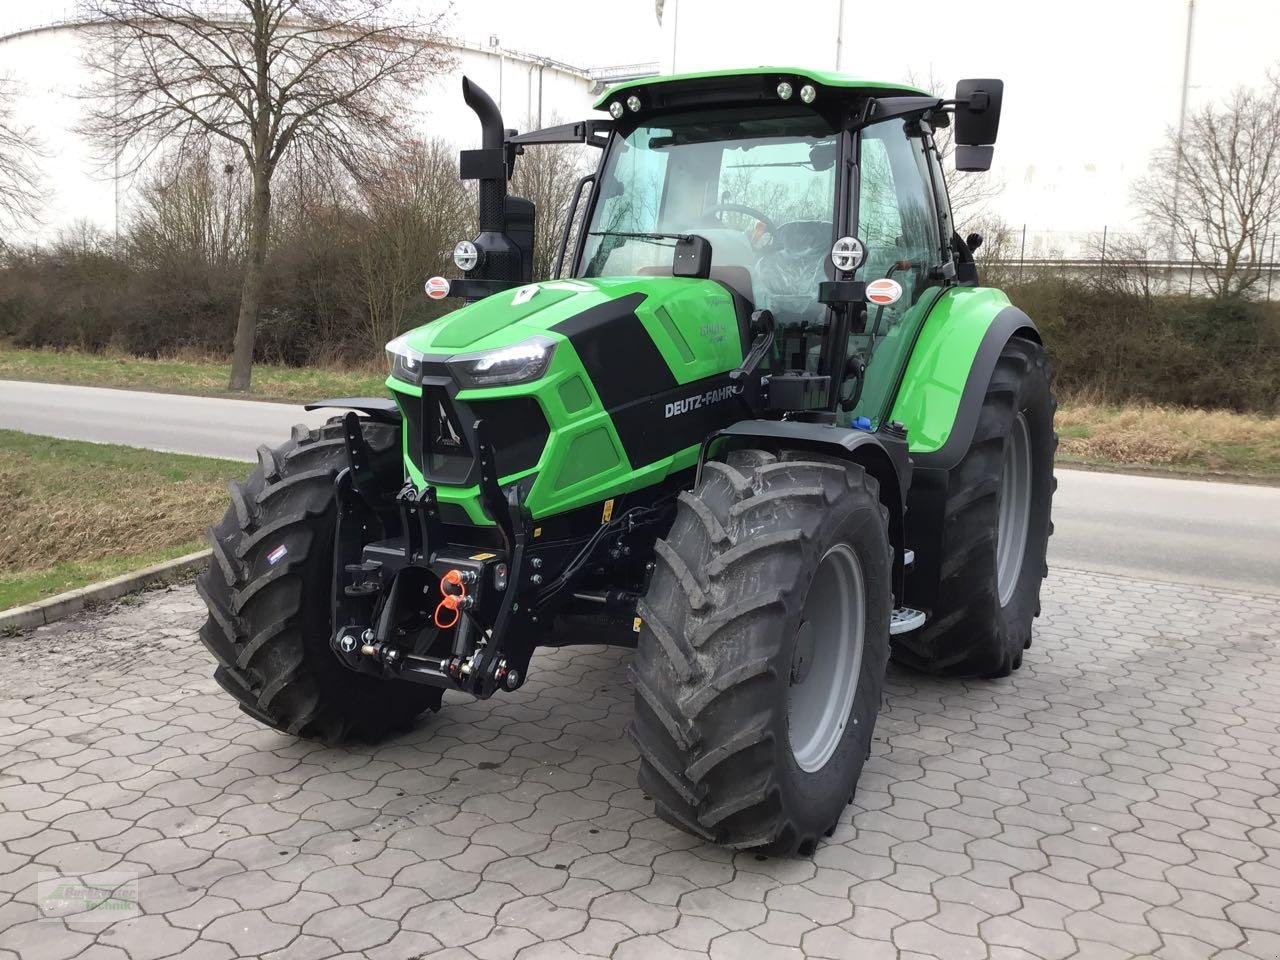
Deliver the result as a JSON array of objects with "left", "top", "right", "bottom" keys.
[
  {"left": 830, "top": 236, "right": 866, "bottom": 273},
  {"left": 453, "top": 240, "right": 479, "bottom": 272},
  {"left": 448, "top": 335, "right": 557, "bottom": 389},
  {"left": 385, "top": 333, "right": 426, "bottom": 383}
]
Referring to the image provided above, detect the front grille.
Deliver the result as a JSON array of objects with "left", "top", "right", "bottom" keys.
[
  {"left": 470, "top": 397, "right": 549, "bottom": 476},
  {"left": 403, "top": 388, "right": 549, "bottom": 485}
]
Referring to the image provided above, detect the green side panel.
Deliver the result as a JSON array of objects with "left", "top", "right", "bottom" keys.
[
  {"left": 557, "top": 376, "right": 591, "bottom": 414},
  {"left": 638, "top": 281, "right": 741, "bottom": 384},
  {"left": 655, "top": 307, "right": 694, "bottom": 363},
  {"left": 594, "top": 67, "right": 927, "bottom": 108},
  {"left": 555, "top": 428, "right": 620, "bottom": 489},
  {"left": 889, "top": 287, "right": 1013, "bottom": 455}
]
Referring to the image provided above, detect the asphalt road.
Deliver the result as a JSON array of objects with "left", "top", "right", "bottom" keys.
[
  {"left": 0, "top": 379, "right": 333, "bottom": 461},
  {"left": 4, "top": 378, "right": 1278, "bottom": 595}
]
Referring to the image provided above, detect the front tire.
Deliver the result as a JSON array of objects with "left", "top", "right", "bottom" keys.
[
  {"left": 197, "top": 420, "right": 442, "bottom": 742},
  {"left": 632, "top": 451, "right": 892, "bottom": 855}
]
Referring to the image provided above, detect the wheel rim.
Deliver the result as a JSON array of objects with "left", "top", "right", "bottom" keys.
[
  {"left": 996, "top": 411, "right": 1033, "bottom": 607},
  {"left": 787, "top": 543, "right": 865, "bottom": 773}
]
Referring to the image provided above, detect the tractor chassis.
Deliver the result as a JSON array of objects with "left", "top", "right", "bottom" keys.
[{"left": 326, "top": 413, "right": 669, "bottom": 700}]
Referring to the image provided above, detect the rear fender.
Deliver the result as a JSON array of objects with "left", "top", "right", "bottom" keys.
[
  {"left": 699, "top": 420, "right": 911, "bottom": 602},
  {"left": 891, "top": 295, "right": 1040, "bottom": 471}
]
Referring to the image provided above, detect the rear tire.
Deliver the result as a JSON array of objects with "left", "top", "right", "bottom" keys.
[
  {"left": 894, "top": 336, "right": 1056, "bottom": 678},
  {"left": 197, "top": 420, "right": 441, "bottom": 741},
  {"left": 632, "top": 450, "right": 892, "bottom": 855}
]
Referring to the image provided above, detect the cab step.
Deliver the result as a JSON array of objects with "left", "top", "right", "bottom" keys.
[{"left": 889, "top": 605, "right": 926, "bottom": 635}]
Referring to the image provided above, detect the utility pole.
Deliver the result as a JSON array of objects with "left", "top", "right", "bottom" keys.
[
  {"left": 835, "top": 0, "right": 845, "bottom": 71},
  {"left": 668, "top": 0, "right": 680, "bottom": 73},
  {"left": 489, "top": 35, "right": 502, "bottom": 112},
  {"left": 1170, "top": 0, "right": 1195, "bottom": 269}
]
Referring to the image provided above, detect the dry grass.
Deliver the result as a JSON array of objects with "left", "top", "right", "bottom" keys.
[
  {"left": 0, "top": 345, "right": 385, "bottom": 404},
  {"left": 1057, "top": 399, "right": 1280, "bottom": 478},
  {"left": 0, "top": 430, "right": 243, "bottom": 608}
]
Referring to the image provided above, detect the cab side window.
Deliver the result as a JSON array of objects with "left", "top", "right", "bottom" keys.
[
  {"left": 856, "top": 120, "right": 942, "bottom": 319},
  {"left": 844, "top": 120, "right": 946, "bottom": 425}
]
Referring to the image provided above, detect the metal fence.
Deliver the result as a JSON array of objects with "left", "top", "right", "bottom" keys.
[{"left": 984, "top": 225, "right": 1280, "bottom": 299}]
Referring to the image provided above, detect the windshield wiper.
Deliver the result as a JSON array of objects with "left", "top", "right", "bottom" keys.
[{"left": 588, "top": 230, "right": 694, "bottom": 244}]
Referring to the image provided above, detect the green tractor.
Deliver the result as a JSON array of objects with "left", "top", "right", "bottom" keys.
[{"left": 198, "top": 68, "right": 1055, "bottom": 855}]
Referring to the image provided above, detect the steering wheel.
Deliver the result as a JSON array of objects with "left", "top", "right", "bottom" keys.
[{"left": 699, "top": 203, "right": 776, "bottom": 249}]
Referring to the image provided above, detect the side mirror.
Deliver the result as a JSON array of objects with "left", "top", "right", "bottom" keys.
[
  {"left": 954, "top": 79, "right": 1003, "bottom": 172},
  {"left": 966, "top": 232, "right": 984, "bottom": 253}
]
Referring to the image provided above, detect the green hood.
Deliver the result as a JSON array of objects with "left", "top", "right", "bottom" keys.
[{"left": 399, "top": 275, "right": 737, "bottom": 362}]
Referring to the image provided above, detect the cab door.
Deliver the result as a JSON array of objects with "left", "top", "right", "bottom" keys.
[{"left": 843, "top": 117, "right": 953, "bottom": 425}]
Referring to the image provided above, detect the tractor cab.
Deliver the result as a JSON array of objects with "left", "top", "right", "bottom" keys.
[{"left": 441, "top": 68, "right": 1003, "bottom": 433}]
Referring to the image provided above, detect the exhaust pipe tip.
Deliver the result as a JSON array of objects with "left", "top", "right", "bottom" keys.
[{"left": 462, "top": 75, "right": 504, "bottom": 149}]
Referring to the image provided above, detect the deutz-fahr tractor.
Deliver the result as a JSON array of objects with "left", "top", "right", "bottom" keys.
[{"left": 199, "top": 68, "right": 1055, "bottom": 855}]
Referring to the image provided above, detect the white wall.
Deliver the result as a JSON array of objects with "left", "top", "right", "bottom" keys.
[{"left": 0, "top": 24, "right": 596, "bottom": 242}]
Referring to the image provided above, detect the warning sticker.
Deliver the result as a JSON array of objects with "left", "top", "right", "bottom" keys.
[
  {"left": 602, "top": 499, "right": 615, "bottom": 523},
  {"left": 470, "top": 552, "right": 497, "bottom": 561}
]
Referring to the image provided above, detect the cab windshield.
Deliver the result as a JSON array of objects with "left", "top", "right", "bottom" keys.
[{"left": 578, "top": 107, "right": 838, "bottom": 327}]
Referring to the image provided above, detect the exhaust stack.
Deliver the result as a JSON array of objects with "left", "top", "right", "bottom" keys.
[{"left": 459, "top": 77, "right": 535, "bottom": 287}]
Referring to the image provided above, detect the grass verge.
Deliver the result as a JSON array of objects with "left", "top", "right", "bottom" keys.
[
  {"left": 1, "top": 346, "right": 1277, "bottom": 483},
  {"left": 1056, "top": 400, "right": 1280, "bottom": 482},
  {"left": 0, "top": 430, "right": 243, "bottom": 610},
  {"left": 0, "top": 345, "right": 385, "bottom": 403}
]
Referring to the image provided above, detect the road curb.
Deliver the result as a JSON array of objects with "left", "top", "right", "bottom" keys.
[{"left": 1, "top": 550, "right": 211, "bottom": 632}]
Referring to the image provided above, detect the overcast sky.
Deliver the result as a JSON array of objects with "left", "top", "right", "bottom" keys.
[
  {"left": 5, "top": 0, "right": 1280, "bottom": 239},
  {"left": 0, "top": 1, "right": 662, "bottom": 65}
]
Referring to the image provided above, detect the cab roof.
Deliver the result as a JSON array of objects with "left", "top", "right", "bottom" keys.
[{"left": 593, "top": 66, "right": 927, "bottom": 112}]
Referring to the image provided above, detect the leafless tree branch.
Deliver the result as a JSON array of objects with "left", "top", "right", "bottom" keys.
[
  {"left": 77, "top": 0, "right": 454, "bottom": 388},
  {"left": 0, "top": 76, "right": 46, "bottom": 236},
  {"left": 1133, "top": 71, "right": 1280, "bottom": 299}
]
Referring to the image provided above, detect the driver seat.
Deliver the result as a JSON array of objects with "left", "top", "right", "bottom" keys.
[{"left": 637, "top": 264, "right": 755, "bottom": 304}]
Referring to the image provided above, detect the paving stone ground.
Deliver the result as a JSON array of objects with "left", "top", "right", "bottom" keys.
[{"left": 0, "top": 568, "right": 1277, "bottom": 960}]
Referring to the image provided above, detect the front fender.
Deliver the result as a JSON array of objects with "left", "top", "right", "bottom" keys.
[
  {"left": 304, "top": 397, "right": 402, "bottom": 423},
  {"left": 890, "top": 290, "right": 1040, "bottom": 471},
  {"left": 699, "top": 419, "right": 912, "bottom": 602}
]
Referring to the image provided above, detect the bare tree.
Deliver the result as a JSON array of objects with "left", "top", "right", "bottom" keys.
[
  {"left": 79, "top": 0, "right": 453, "bottom": 389},
  {"left": 355, "top": 137, "right": 472, "bottom": 351},
  {"left": 1134, "top": 74, "right": 1280, "bottom": 299},
  {"left": 510, "top": 131, "right": 587, "bottom": 280},
  {"left": 1087, "top": 230, "right": 1164, "bottom": 304},
  {"left": 0, "top": 76, "right": 44, "bottom": 237},
  {"left": 128, "top": 146, "right": 250, "bottom": 268}
]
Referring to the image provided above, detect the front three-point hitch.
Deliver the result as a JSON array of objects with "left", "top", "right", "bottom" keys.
[{"left": 326, "top": 412, "right": 669, "bottom": 701}]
